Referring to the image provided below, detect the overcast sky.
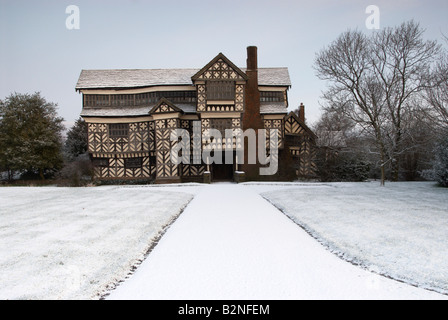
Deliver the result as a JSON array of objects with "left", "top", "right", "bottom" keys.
[{"left": 1, "top": 0, "right": 447, "bottom": 129}]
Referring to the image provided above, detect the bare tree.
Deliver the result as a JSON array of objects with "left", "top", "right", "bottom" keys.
[
  {"left": 423, "top": 48, "right": 448, "bottom": 130},
  {"left": 315, "top": 30, "right": 389, "bottom": 185},
  {"left": 371, "top": 21, "right": 441, "bottom": 180},
  {"left": 315, "top": 21, "right": 442, "bottom": 185}
]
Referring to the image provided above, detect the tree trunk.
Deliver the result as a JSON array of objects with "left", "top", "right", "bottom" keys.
[
  {"left": 392, "top": 157, "right": 400, "bottom": 182},
  {"left": 39, "top": 168, "right": 45, "bottom": 180},
  {"left": 379, "top": 146, "right": 386, "bottom": 186}
]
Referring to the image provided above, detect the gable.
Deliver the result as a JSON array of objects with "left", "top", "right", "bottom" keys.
[
  {"left": 284, "top": 112, "right": 317, "bottom": 140},
  {"left": 149, "top": 98, "right": 183, "bottom": 115},
  {"left": 191, "top": 53, "right": 248, "bottom": 81}
]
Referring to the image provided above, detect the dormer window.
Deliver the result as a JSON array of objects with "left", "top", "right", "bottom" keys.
[{"left": 206, "top": 81, "right": 235, "bottom": 100}]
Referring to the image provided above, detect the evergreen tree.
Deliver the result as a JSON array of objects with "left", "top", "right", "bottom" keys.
[
  {"left": 64, "top": 117, "right": 88, "bottom": 161},
  {"left": 0, "top": 92, "right": 64, "bottom": 180}
]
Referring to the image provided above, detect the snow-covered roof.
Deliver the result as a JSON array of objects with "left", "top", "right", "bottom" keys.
[
  {"left": 81, "top": 102, "right": 286, "bottom": 117},
  {"left": 260, "top": 102, "right": 288, "bottom": 114},
  {"left": 76, "top": 68, "right": 291, "bottom": 90},
  {"left": 81, "top": 103, "right": 197, "bottom": 117}
]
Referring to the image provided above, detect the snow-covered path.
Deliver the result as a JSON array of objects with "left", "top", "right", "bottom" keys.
[{"left": 107, "top": 183, "right": 446, "bottom": 300}]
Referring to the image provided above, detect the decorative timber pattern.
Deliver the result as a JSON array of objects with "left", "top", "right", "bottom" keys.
[
  {"left": 201, "top": 118, "right": 242, "bottom": 151},
  {"left": 197, "top": 84, "right": 206, "bottom": 112},
  {"left": 206, "top": 105, "right": 235, "bottom": 112},
  {"left": 88, "top": 123, "right": 108, "bottom": 154},
  {"left": 195, "top": 58, "right": 246, "bottom": 81},
  {"left": 193, "top": 54, "right": 246, "bottom": 114},
  {"left": 285, "top": 115, "right": 306, "bottom": 135},
  {"left": 88, "top": 122, "right": 150, "bottom": 155},
  {"left": 150, "top": 100, "right": 182, "bottom": 114},
  {"left": 88, "top": 122, "right": 152, "bottom": 179},
  {"left": 148, "top": 121, "right": 155, "bottom": 152},
  {"left": 155, "top": 119, "right": 179, "bottom": 179},
  {"left": 81, "top": 51, "right": 319, "bottom": 183},
  {"left": 284, "top": 113, "right": 317, "bottom": 178},
  {"left": 180, "top": 120, "right": 206, "bottom": 178},
  {"left": 196, "top": 82, "right": 244, "bottom": 114},
  {"left": 235, "top": 84, "right": 244, "bottom": 112},
  {"left": 92, "top": 155, "right": 152, "bottom": 179},
  {"left": 263, "top": 119, "right": 284, "bottom": 149}
]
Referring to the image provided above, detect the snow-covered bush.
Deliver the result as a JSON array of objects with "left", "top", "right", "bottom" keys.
[
  {"left": 57, "top": 153, "right": 93, "bottom": 187},
  {"left": 433, "top": 137, "right": 448, "bottom": 187},
  {"left": 316, "top": 148, "right": 371, "bottom": 182}
]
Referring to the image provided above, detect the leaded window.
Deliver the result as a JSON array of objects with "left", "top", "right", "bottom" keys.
[
  {"left": 83, "top": 91, "right": 197, "bottom": 108},
  {"left": 92, "top": 158, "right": 109, "bottom": 167},
  {"left": 124, "top": 157, "right": 142, "bottom": 169},
  {"left": 109, "top": 123, "right": 129, "bottom": 138},
  {"left": 210, "top": 119, "right": 233, "bottom": 136},
  {"left": 260, "top": 91, "right": 284, "bottom": 102},
  {"left": 206, "top": 81, "right": 235, "bottom": 100}
]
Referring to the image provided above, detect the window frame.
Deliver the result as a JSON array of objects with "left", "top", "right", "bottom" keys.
[
  {"left": 92, "top": 158, "right": 109, "bottom": 167},
  {"left": 109, "top": 123, "right": 129, "bottom": 138},
  {"left": 124, "top": 157, "right": 143, "bottom": 169},
  {"left": 260, "top": 91, "right": 284, "bottom": 102},
  {"left": 206, "top": 81, "right": 235, "bottom": 101}
]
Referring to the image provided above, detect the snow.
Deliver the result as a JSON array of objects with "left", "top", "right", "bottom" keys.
[
  {"left": 258, "top": 181, "right": 448, "bottom": 295},
  {"left": 0, "top": 185, "right": 195, "bottom": 299},
  {"left": 107, "top": 183, "right": 447, "bottom": 300},
  {"left": 1, "top": 181, "right": 447, "bottom": 300}
]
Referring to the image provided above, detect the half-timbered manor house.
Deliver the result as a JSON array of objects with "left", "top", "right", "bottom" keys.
[{"left": 76, "top": 47, "right": 316, "bottom": 183}]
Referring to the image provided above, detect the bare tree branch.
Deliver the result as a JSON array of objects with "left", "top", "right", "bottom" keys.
[{"left": 314, "top": 20, "right": 443, "bottom": 185}]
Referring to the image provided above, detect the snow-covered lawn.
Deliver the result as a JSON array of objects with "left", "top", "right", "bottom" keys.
[
  {"left": 259, "top": 181, "right": 448, "bottom": 295},
  {"left": 0, "top": 185, "right": 196, "bottom": 299},
  {"left": 1, "top": 181, "right": 446, "bottom": 300}
]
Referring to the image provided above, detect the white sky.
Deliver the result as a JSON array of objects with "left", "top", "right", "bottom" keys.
[{"left": 0, "top": 0, "right": 447, "bottom": 129}]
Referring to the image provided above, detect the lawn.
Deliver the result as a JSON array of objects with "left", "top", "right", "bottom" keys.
[
  {"left": 260, "top": 181, "right": 448, "bottom": 295},
  {"left": 0, "top": 185, "right": 194, "bottom": 299},
  {"left": 1, "top": 181, "right": 447, "bottom": 299}
]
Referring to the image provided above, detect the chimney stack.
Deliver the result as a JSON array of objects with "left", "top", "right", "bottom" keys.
[
  {"left": 243, "top": 46, "right": 263, "bottom": 131},
  {"left": 299, "top": 103, "right": 305, "bottom": 123},
  {"left": 246, "top": 46, "right": 258, "bottom": 71},
  {"left": 242, "top": 46, "right": 264, "bottom": 179}
]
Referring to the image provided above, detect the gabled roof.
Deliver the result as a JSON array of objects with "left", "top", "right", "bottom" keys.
[
  {"left": 149, "top": 98, "right": 184, "bottom": 115},
  {"left": 191, "top": 52, "right": 248, "bottom": 81},
  {"left": 284, "top": 112, "right": 317, "bottom": 140}
]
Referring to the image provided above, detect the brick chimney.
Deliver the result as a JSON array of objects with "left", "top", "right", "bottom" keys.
[
  {"left": 243, "top": 46, "right": 263, "bottom": 130},
  {"left": 299, "top": 103, "right": 305, "bottom": 123},
  {"left": 246, "top": 46, "right": 258, "bottom": 71},
  {"left": 242, "top": 46, "right": 264, "bottom": 180}
]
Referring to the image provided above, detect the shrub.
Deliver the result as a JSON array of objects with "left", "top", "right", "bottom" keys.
[
  {"left": 57, "top": 154, "right": 93, "bottom": 187},
  {"left": 316, "top": 148, "right": 371, "bottom": 182},
  {"left": 433, "top": 137, "right": 448, "bottom": 187}
]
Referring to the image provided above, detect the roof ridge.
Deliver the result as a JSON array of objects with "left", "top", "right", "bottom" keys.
[
  {"left": 80, "top": 68, "right": 201, "bottom": 71},
  {"left": 80, "top": 67, "right": 288, "bottom": 71},
  {"left": 76, "top": 67, "right": 291, "bottom": 90}
]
